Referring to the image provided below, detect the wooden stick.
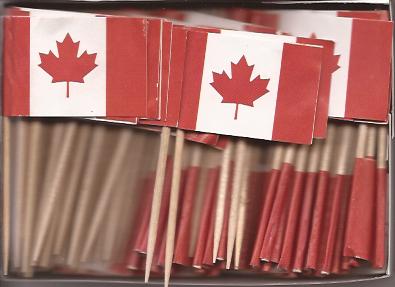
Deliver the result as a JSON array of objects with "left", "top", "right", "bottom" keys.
[
  {"left": 145, "top": 126, "right": 171, "bottom": 282},
  {"left": 102, "top": 132, "right": 146, "bottom": 262},
  {"left": 2, "top": 117, "right": 11, "bottom": 275},
  {"left": 164, "top": 129, "right": 185, "bottom": 287},
  {"left": 234, "top": 145, "right": 251, "bottom": 270},
  {"left": 226, "top": 139, "right": 247, "bottom": 269},
  {"left": 32, "top": 122, "right": 78, "bottom": 263},
  {"left": 53, "top": 124, "right": 91, "bottom": 256},
  {"left": 39, "top": 206, "right": 58, "bottom": 269},
  {"left": 81, "top": 128, "right": 133, "bottom": 262},
  {"left": 21, "top": 120, "right": 45, "bottom": 277},
  {"left": 212, "top": 141, "right": 234, "bottom": 262},
  {"left": 66, "top": 124, "right": 107, "bottom": 267},
  {"left": 11, "top": 119, "right": 29, "bottom": 270}
]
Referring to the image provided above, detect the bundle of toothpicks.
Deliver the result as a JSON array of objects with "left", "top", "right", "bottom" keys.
[{"left": 2, "top": 118, "right": 389, "bottom": 285}]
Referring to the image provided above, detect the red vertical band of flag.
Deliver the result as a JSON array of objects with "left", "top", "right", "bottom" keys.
[
  {"left": 161, "top": 21, "right": 173, "bottom": 120},
  {"left": 166, "top": 26, "right": 188, "bottom": 127},
  {"left": 345, "top": 19, "right": 392, "bottom": 121},
  {"left": 106, "top": 17, "right": 147, "bottom": 117},
  {"left": 272, "top": 43, "right": 322, "bottom": 144},
  {"left": 178, "top": 31, "right": 208, "bottom": 130},
  {"left": 3, "top": 16, "right": 30, "bottom": 116},
  {"left": 146, "top": 19, "right": 161, "bottom": 119},
  {"left": 296, "top": 38, "right": 334, "bottom": 138}
]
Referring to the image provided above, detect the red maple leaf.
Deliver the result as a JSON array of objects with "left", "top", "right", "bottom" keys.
[
  {"left": 39, "top": 33, "right": 98, "bottom": 98},
  {"left": 309, "top": 33, "right": 341, "bottom": 73},
  {"left": 210, "top": 55, "right": 270, "bottom": 120},
  {"left": 330, "top": 54, "right": 341, "bottom": 74}
]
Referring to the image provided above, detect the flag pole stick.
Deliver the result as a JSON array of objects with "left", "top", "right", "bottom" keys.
[
  {"left": 32, "top": 122, "right": 78, "bottom": 263},
  {"left": 234, "top": 144, "right": 251, "bottom": 269},
  {"left": 21, "top": 120, "right": 45, "bottom": 277},
  {"left": 226, "top": 139, "right": 247, "bottom": 269},
  {"left": 212, "top": 141, "right": 234, "bottom": 262},
  {"left": 2, "top": 117, "right": 11, "bottom": 275},
  {"left": 164, "top": 129, "right": 185, "bottom": 287},
  {"left": 53, "top": 124, "right": 91, "bottom": 256},
  {"left": 65, "top": 124, "right": 106, "bottom": 267},
  {"left": 145, "top": 126, "right": 171, "bottom": 282},
  {"left": 80, "top": 128, "right": 133, "bottom": 262},
  {"left": 12, "top": 119, "right": 29, "bottom": 270}
]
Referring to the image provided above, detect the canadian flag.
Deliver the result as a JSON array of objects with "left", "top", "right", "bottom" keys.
[
  {"left": 3, "top": 15, "right": 148, "bottom": 117},
  {"left": 220, "top": 29, "right": 336, "bottom": 139},
  {"left": 178, "top": 31, "right": 323, "bottom": 144},
  {"left": 250, "top": 10, "right": 393, "bottom": 121}
]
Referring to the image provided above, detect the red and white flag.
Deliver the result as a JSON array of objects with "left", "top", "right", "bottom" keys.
[
  {"left": 178, "top": 31, "right": 323, "bottom": 144},
  {"left": 220, "top": 29, "right": 336, "bottom": 138},
  {"left": 3, "top": 15, "right": 148, "bottom": 117},
  {"left": 250, "top": 10, "right": 393, "bottom": 122}
]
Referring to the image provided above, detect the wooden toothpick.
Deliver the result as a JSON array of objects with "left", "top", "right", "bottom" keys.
[
  {"left": 212, "top": 141, "right": 234, "bottom": 263},
  {"left": 53, "top": 124, "right": 91, "bottom": 256},
  {"left": 12, "top": 119, "right": 29, "bottom": 270},
  {"left": 66, "top": 125, "right": 107, "bottom": 267},
  {"left": 21, "top": 120, "right": 45, "bottom": 277},
  {"left": 32, "top": 122, "right": 78, "bottom": 263},
  {"left": 226, "top": 139, "right": 247, "bottom": 269},
  {"left": 81, "top": 128, "right": 133, "bottom": 262},
  {"left": 145, "top": 126, "right": 171, "bottom": 282},
  {"left": 2, "top": 117, "right": 11, "bottom": 275},
  {"left": 164, "top": 129, "right": 185, "bottom": 287},
  {"left": 234, "top": 144, "right": 251, "bottom": 269}
]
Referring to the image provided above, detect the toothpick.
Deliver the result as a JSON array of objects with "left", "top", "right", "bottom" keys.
[
  {"left": 67, "top": 125, "right": 107, "bottom": 267},
  {"left": 2, "top": 117, "right": 11, "bottom": 275},
  {"left": 377, "top": 126, "right": 388, "bottom": 169},
  {"left": 11, "top": 119, "right": 29, "bottom": 270},
  {"left": 81, "top": 128, "right": 133, "bottom": 262},
  {"left": 212, "top": 141, "right": 234, "bottom": 262},
  {"left": 164, "top": 129, "right": 185, "bottom": 287},
  {"left": 21, "top": 120, "right": 45, "bottom": 277},
  {"left": 102, "top": 132, "right": 146, "bottom": 262},
  {"left": 32, "top": 122, "right": 78, "bottom": 263},
  {"left": 145, "top": 126, "right": 171, "bottom": 282},
  {"left": 234, "top": 145, "right": 251, "bottom": 269},
  {"left": 226, "top": 139, "right": 247, "bottom": 269},
  {"left": 53, "top": 124, "right": 91, "bottom": 256}
]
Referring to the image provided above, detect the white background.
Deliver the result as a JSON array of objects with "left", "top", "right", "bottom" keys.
[
  {"left": 30, "top": 16, "right": 107, "bottom": 116},
  {"left": 195, "top": 33, "right": 284, "bottom": 140}
]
